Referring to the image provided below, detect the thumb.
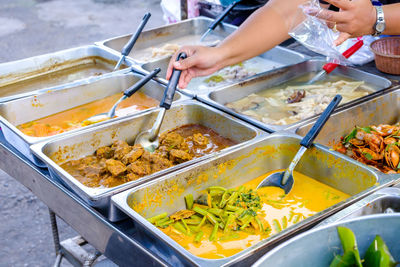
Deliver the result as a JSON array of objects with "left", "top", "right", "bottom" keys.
[{"left": 173, "top": 54, "right": 199, "bottom": 70}]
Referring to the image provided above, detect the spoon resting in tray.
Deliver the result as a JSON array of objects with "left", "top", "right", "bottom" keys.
[
  {"left": 257, "top": 94, "right": 342, "bottom": 194},
  {"left": 84, "top": 67, "right": 160, "bottom": 125}
]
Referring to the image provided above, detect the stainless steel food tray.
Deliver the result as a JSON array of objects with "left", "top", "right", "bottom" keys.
[
  {"left": 295, "top": 86, "right": 400, "bottom": 175},
  {"left": 111, "top": 132, "right": 395, "bottom": 267},
  {"left": 138, "top": 45, "right": 307, "bottom": 98},
  {"left": 197, "top": 59, "right": 392, "bottom": 132},
  {"left": 0, "top": 69, "right": 186, "bottom": 167},
  {"left": 97, "top": 17, "right": 236, "bottom": 65},
  {"left": 97, "top": 16, "right": 307, "bottom": 98},
  {"left": 30, "top": 100, "right": 263, "bottom": 221},
  {"left": 253, "top": 214, "right": 400, "bottom": 267},
  {"left": 317, "top": 187, "right": 400, "bottom": 227},
  {"left": 0, "top": 45, "right": 133, "bottom": 102}
]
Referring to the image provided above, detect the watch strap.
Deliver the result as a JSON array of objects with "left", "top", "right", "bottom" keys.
[{"left": 372, "top": 4, "right": 385, "bottom": 36}]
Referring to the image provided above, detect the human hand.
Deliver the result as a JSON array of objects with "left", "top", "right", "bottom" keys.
[
  {"left": 307, "top": 0, "right": 376, "bottom": 45},
  {"left": 166, "top": 45, "right": 225, "bottom": 89}
]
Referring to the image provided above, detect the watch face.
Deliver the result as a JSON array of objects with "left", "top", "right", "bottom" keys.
[{"left": 376, "top": 22, "right": 385, "bottom": 32}]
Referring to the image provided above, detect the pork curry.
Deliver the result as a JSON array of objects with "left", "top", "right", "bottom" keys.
[{"left": 60, "top": 124, "right": 237, "bottom": 188}]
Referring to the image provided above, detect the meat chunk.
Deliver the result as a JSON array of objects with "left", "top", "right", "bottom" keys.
[
  {"left": 121, "top": 145, "right": 144, "bottom": 165},
  {"left": 96, "top": 146, "right": 114, "bottom": 159},
  {"left": 126, "top": 172, "right": 140, "bottom": 181},
  {"left": 150, "top": 153, "right": 173, "bottom": 173},
  {"left": 127, "top": 160, "right": 152, "bottom": 176},
  {"left": 111, "top": 140, "right": 129, "bottom": 149},
  {"left": 105, "top": 159, "right": 127, "bottom": 176},
  {"left": 79, "top": 165, "right": 105, "bottom": 179},
  {"left": 192, "top": 133, "right": 209, "bottom": 147},
  {"left": 155, "top": 145, "right": 169, "bottom": 158},
  {"left": 112, "top": 140, "right": 132, "bottom": 160},
  {"left": 160, "top": 132, "right": 185, "bottom": 149},
  {"left": 169, "top": 149, "right": 193, "bottom": 164}
]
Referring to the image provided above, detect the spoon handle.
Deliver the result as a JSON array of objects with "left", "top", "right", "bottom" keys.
[
  {"left": 209, "top": 1, "right": 239, "bottom": 31},
  {"left": 159, "top": 52, "right": 187, "bottom": 110},
  {"left": 124, "top": 68, "right": 161, "bottom": 97},
  {"left": 121, "top": 13, "right": 151, "bottom": 57},
  {"left": 300, "top": 94, "right": 342, "bottom": 148}
]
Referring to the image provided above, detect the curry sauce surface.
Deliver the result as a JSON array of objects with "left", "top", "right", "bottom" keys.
[
  {"left": 158, "top": 170, "right": 349, "bottom": 259},
  {"left": 17, "top": 91, "right": 158, "bottom": 137}
]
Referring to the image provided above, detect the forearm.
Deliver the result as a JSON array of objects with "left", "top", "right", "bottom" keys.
[
  {"left": 215, "top": 0, "right": 307, "bottom": 68},
  {"left": 382, "top": 3, "right": 400, "bottom": 35}
]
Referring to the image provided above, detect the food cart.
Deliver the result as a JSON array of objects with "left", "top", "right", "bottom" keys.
[{"left": 1, "top": 17, "right": 399, "bottom": 266}]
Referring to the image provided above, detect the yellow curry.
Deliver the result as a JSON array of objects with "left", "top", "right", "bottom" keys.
[
  {"left": 146, "top": 170, "right": 349, "bottom": 259},
  {"left": 17, "top": 91, "right": 158, "bottom": 137}
]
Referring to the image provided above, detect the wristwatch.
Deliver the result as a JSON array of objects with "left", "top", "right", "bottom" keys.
[{"left": 372, "top": 0, "right": 386, "bottom": 36}]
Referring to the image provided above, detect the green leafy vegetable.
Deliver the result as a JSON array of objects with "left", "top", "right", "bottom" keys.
[
  {"left": 330, "top": 228, "right": 398, "bottom": 267},
  {"left": 363, "top": 153, "right": 373, "bottom": 160},
  {"left": 344, "top": 128, "right": 357, "bottom": 144},
  {"left": 364, "top": 235, "right": 397, "bottom": 267}
]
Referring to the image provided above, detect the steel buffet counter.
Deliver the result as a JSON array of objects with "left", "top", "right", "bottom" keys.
[
  {"left": 1, "top": 18, "right": 400, "bottom": 266},
  {"left": 0, "top": 131, "right": 168, "bottom": 266}
]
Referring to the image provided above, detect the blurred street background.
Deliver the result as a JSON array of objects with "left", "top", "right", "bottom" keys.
[{"left": 0, "top": 0, "right": 164, "bottom": 266}]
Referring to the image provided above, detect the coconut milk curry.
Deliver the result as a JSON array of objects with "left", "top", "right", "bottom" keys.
[{"left": 144, "top": 170, "right": 349, "bottom": 259}]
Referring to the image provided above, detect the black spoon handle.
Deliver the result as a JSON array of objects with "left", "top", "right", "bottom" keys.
[
  {"left": 208, "top": 1, "right": 239, "bottom": 30},
  {"left": 123, "top": 68, "right": 161, "bottom": 97},
  {"left": 159, "top": 52, "right": 187, "bottom": 110},
  {"left": 121, "top": 12, "right": 151, "bottom": 56},
  {"left": 300, "top": 94, "right": 342, "bottom": 148}
]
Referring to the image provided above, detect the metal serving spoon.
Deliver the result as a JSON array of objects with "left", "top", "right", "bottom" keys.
[
  {"left": 84, "top": 67, "right": 161, "bottom": 124},
  {"left": 114, "top": 13, "right": 151, "bottom": 71},
  {"left": 257, "top": 94, "right": 342, "bottom": 194},
  {"left": 135, "top": 52, "right": 187, "bottom": 152}
]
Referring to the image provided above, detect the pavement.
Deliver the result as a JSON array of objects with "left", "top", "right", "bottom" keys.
[{"left": 0, "top": 0, "right": 164, "bottom": 266}]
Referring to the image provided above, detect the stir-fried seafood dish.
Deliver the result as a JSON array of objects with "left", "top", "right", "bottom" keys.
[
  {"left": 143, "top": 170, "right": 349, "bottom": 259},
  {"left": 226, "top": 79, "right": 373, "bottom": 125},
  {"left": 59, "top": 124, "right": 236, "bottom": 188},
  {"left": 334, "top": 123, "right": 400, "bottom": 173}
]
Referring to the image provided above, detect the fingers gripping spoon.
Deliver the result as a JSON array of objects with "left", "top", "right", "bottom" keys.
[
  {"left": 135, "top": 53, "right": 187, "bottom": 152},
  {"left": 114, "top": 13, "right": 151, "bottom": 71},
  {"left": 257, "top": 95, "right": 342, "bottom": 194},
  {"left": 84, "top": 68, "right": 161, "bottom": 124},
  {"left": 306, "top": 40, "right": 364, "bottom": 85}
]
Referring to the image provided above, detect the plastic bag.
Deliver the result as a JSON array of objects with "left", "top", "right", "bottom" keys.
[
  {"left": 337, "top": 36, "right": 377, "bottom": 65},
  {"left": 289, "top": 0, "right": 352, "bottom": 65}
]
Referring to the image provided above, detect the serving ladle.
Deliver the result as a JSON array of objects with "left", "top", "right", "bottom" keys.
[
  {"left": 257, "top": 94, "right": 342, "bottom": 194},
  {"left": 114, "top": 12, "right": 151, "bottom": 71},
  {"left": 84, "top": 67, "right": 161, "bottom": 124},
  {"left": 135, "top": 52, "right": 187, "bottom": 152}
]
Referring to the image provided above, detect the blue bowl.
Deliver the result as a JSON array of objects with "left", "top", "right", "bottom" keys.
[{"left": 254, "top": 214, "right": 400, "bottom": 267}]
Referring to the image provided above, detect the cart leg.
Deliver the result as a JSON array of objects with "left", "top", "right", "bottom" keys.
[
  {"left": 49, "top": 209, "right": 63, "bottom": 267},
  {"left": 49, "top": 209, "right": 108, "bottom": 266}
]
